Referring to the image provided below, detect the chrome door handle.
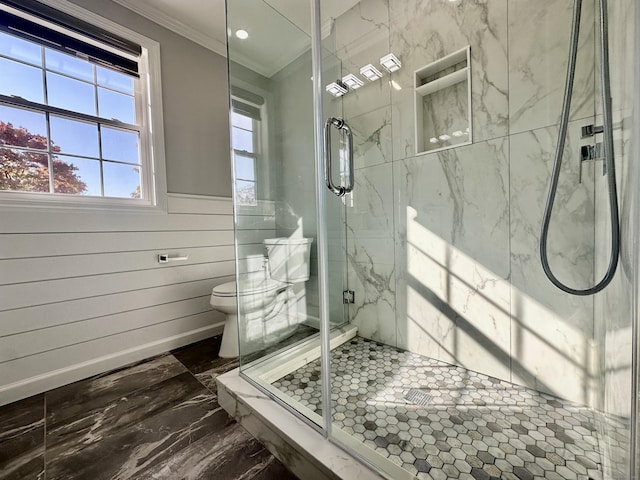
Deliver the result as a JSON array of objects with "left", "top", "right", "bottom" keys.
[{"left": 324, "top": 117, "right": 354, "bottom": 197}]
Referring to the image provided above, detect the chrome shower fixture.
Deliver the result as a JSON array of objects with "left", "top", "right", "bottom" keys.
[{"left": 540, "top": 0, "right": 619, "bottom": 295}]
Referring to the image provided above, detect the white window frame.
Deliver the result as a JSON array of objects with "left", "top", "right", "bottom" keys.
[
  {"left": 231, "top": 96, "right": 262, "bottom": 207},
  {"left": 0, "top": 0, "right": 167, "bottom": 213}
]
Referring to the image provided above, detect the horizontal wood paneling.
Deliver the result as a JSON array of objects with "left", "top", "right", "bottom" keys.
[
  {"left": 0, "top": 210, "right": 233, "bottom": 233},
  {"left": 0, "top": 277, "right": 232, "bottom": 337},
  {"left": 0, "top": 312, "right": 219, "bottom": 387},
  {"left": 0, "top": 230, "right": 233, "bottom": 259},
  {"left": 0, "top": 262, "right": 235, "bottom": 311},
  {"left": 1, "top": 246, "right": 235, "bottom": 285},
  {"left": 0, "top": 194, "right": 236, "bottom": 406},
  {"left": 0, "top": 296, "right": 216, "bottom": 363}
]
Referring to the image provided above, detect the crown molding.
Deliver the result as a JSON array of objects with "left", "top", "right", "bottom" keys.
[{"left": 112, "top": 0, "right": 227, "bottom": 57}]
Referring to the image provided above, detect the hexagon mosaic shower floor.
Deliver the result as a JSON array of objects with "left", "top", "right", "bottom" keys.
[{"left": 272, "top": 336, "right": 628, "bottom": 480}]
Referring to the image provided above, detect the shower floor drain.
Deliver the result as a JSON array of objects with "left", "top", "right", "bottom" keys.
[{"left": 404, "top": 388, "right": 432, "bottom": 406}]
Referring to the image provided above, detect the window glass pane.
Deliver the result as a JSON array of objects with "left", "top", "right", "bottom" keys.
[
  {"left": 235, "top": 154, "right": 255, "bottom": 181},
  {"left": 0, "top": 148, "right": 49, "bottom": 192},
  {"left": 0, "top": 58, "right": 44, "bottom": 103},
  {"left": 0, "top": 32, "right": 41, "bottom": 66},
  {"left": 103, "top": 161, "right": 141, "bottom": 198},
  {"left": 97, "top": 66, "right": 134, "bottom": 95},
  {"left": 49, "top": 116, "right": 99, "bottom": 158},
  {"left": 53, "top": 156, "right": 99, "bottom": 195},
  {"left": 101, "top": 127, "right": 139, "bottom": 163},
  {"left": 45, "top": 49, "right": 94, "bottom": 82},
  {"left": 47, "top": 72, "right": 95, "bottom": 116},
  {"left": 235, "top": 180, "right": 256, "bottom": 205},
  {"left": 98, "top": 88, "right": 135, "bottom": 124},
  {"left": 232, "top": 126, "right": 254, "bottom": 153},
  {"left": 0, "top": 105, "right": 47, "bottom": 149},
  {"left": 232, "top": 111, "right": 252, "bottom": 129}
]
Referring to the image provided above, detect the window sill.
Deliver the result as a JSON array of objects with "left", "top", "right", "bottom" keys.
[{"left": 0, "top": 190, "right": 167, "bottom": 214}]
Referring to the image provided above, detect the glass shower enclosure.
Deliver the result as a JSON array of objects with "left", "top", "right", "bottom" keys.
[{"left": 226, "top": 0, "right": 639, "bottom": 478}]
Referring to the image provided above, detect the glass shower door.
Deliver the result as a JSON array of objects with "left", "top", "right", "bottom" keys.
[{"left": 226, "top": 0, "right": 349, "bottom": 429}]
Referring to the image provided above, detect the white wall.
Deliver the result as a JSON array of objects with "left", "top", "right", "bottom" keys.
[
  {"left": 67, "top": 0, "right": 232, "bottom": 198},
  {"left": 0, "top": 195, "right": 235, "bottom": 406}
]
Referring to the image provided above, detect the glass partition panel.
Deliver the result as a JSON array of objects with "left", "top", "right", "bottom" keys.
[{"left": 227, "top": 0, "right": 349, "bottom": 428}]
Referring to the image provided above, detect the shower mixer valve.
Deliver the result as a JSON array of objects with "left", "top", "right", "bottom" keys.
[
  {"left": 581, "top": 124, "right": 604, "bottom": 138},
  {"left": 579, "top": 143, "right": 605, "bottom": 183}
]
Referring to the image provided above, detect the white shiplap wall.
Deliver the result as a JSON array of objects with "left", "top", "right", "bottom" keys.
[{"left": 0, "top": 194, "right": 238, "bottom": 406}]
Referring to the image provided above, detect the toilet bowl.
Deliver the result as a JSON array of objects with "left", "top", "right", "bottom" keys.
[{"left": 210, "top": 237, "right": 312, "bottom": 358}]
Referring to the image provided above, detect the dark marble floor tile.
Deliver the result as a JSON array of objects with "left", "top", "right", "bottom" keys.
[
  {"left": 45, "top": 354, "right": 187, "bottom": 429},
  {"left": 172, "top": 326, "right": 319, "bottom": 394},
  {"left": 250, "top": 457, "right": 300, "bottom": 480},
  {"left": 46, "top": 372, "right": 208, "bottom": 457},
  {"left": 0, "top": 395, "right": 44, "bottom": 480},
  {"left": 172, "top": 336, "right": 238, "bottom": 394},
  {"left": 46, "top": 382, "right": 228, "bottom": 480},
  {"left": 135, "top": 418, "right": 298, "bottom": 479}
]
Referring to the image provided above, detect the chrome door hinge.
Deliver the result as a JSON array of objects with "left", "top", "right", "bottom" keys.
[{"left": 343, "top": 290, "right": 355, "bottom": 304}]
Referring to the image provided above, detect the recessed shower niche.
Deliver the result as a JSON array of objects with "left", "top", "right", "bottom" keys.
[{"left": 414, "top": 46, "right": 472, "bottom": 154}]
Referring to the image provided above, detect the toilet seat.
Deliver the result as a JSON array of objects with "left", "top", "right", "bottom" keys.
[{"left": 212, "top": 277, "right": 286, "bottom": 297}]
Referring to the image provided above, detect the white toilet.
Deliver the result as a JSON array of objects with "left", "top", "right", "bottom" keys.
[{"left": 210, "top": 237, "right": 313, "bottom": 358}]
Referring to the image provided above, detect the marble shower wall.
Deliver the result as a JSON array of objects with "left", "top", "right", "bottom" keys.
[{"left": 331, "top": 0, "right": 636, "bottom": 408}]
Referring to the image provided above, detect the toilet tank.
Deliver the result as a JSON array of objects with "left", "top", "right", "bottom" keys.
[{"left": 263, "top": 237, "right": 313, "bottom": 283}]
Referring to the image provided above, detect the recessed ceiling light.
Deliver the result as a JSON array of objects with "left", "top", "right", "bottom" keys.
[{"left": 235, "top": 29, "right": 249, "bottom": 40}]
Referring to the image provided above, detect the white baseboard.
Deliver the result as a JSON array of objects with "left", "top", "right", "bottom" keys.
[{"left": 0, "top": 322, "right": 224, "bottom": 407}]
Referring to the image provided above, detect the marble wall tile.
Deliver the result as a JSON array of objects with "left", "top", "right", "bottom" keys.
[
  {"left": 350, "top": 106, "right": 393, "bottom": 170},
  {"left": 333, "top": 0, "right": 389, "bottom": 53},
  {"left": 508, "top": 0, "right": 595, "bottom": 135},
  {"left": 509, "top": 120, "right": 596, "bottom": 404},
  {"left": 394, "top": 138, "right": 511, "bottom": 381},
  {"left": 389, "top": 0, "right": 509, "bottom": 160},
  {"left": 345, "top": 162, "right": 396, "bottom": 344},
  {"left": 596, "top": 0, "right": 634, "bottom": 116},
  {"left": 346, "top": 162, "right": 395, "bottom": 263},
  {"left": 337, "top": 28, "right": 391, "bottom": 119},
  {"left": 347, "top": 258, "right": 396, "bottom": 346}
]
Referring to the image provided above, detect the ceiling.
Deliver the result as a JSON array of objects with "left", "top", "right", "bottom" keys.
[{"left": 113, "top": 0, "right": 359, "bottom": 78}]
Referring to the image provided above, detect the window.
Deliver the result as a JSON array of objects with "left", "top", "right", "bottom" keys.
[
  {"left": 0, "top": 0, "right": 165, "bottom": 208},
  {"left": 231, "top": 98, "right": 261, "bottom": 206}
]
